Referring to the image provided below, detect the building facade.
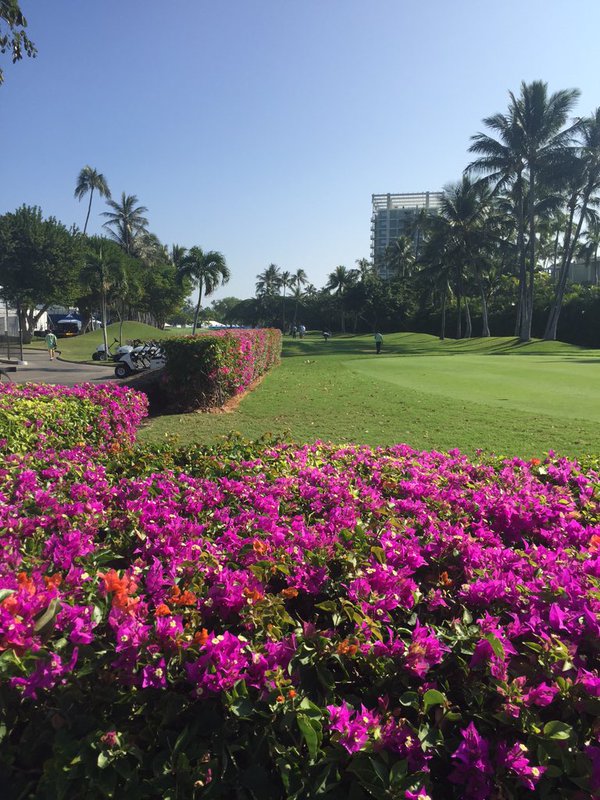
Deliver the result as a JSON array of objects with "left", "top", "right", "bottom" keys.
[{"left": 371, "top": 192, "right": 443, "bottom": 279}]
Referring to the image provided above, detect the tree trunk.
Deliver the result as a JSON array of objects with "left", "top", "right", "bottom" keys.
[
  {"left": 192, "top": 282, "right": 204, "bottom": 335},
  {"left": 480, "top": 284, "right": 490, "bottom": 337},
  {"left": 83, "top": 188, "right": 94, "bottom": 235},
  {"left": 101, "top": 290, "right": 109, "bottom": 359},
  {"left": 544, "top": 191, "right": 588, "bottom": 341},
  {"left": 440, "top": 287, "right": 447, "bottom": 340},
  {"left": 464, "top": 298, "right": 472, "bottom": 339},
  {"left": 521, "top": 168, "right": 536, "bottom": 342}
]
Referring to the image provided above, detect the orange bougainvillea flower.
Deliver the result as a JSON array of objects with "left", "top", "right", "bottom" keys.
[
  {"left": 281, "top": 587, "right": 299, "bottom": 599},
  {"left": 288, "top": 689, "right": 297, "bottom": 699},
  {"left": 193, "top": 628, "right": 210, "bottom": 647},
  {"left": 155, "top": 603, "right": 172, "bottom": 617},
  {"left": 439, "top": 571, "right": 454, "bottom": 587},
  {"left": 99, "top": 569, "right": 139, "bottom": 611},
  {"left": 252, "top": 539, "right": 269, "bottom": 555},
  {"left": 337, "top": 639, "right": 359, "bottom": 656},
  {"left": 44, "top": 574, "right": 62, "bottom": 590},
  {"left": 242, "top": 587, "right": 264, "bottom": 603},
  {"left": 169, "top": 585, "right": 197, "bottom": 607},
  {"left": 590, "top": 534, "right": 600, "bottom": 553},
  {"left": 17, "top": 572, "right": 36, "bottom": 596},
  {"left": 530, "top": 458, "right": 541, "bottom": 466}
]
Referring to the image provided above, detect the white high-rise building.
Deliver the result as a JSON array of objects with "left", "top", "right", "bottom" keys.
[{"left": 371, "top": 192, "right": 443, "bottom": 279}]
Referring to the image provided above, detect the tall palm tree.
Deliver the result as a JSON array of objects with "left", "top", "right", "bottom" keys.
[
  {"left": 178, "top": 247, "right": 229, "bottom": 334},
  {"left": 439, "top": 177, "right": 497, "bottom": 336},
  {"left": 468, "top": 80, "right": 580, "bottom": 341},
  {"left": 74, "top": 166, "right": 111, "bottom": 235},
  {"left": 291, "top": 268, "right": 308, "bottom": 326},
  {"left": 170, "top": 244, "right": 187, "bottom": 271},
  {"left": 255, "top": 263, "right": 281, "bottom": 298},
  {"left": 384, "top": 236, "right": 415, "bottom": 278},
  {"left": 102, "top": 193, "right": 149, "bottom": 255},
  {"left": 545, "top": 108, "right": 600, "bottom": 339},
  {"left": 326, "top": 265, "right": 355, "bottom": 333},
  {"left": 279, "top": 270, "right": 292, "bottom": 330}
]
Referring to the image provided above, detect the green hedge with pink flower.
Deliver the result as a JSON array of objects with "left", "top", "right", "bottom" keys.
[
  {"left": 0, "top": 390, "right": 599, "bottom": 799},
  {"left": 0, "top": 383, "right": 148, "bottom": 455},
  {"left": 160, "top": 328, "right": 281, "bottom": 410}
]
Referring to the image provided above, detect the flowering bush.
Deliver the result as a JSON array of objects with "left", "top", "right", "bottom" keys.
[
  {"left": 0, "top": 383, "right": 148, "bottom": 454},
  {"left": 161, "top": 328, "right": 281, "bottom": 410},
  {"left": 0, "top": 439, "right": 599, "bottom": 798}
]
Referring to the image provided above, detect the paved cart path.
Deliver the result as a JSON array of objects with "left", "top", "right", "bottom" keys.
[{"left": 4, "top": 349, "right": 117, "bottom": 386}]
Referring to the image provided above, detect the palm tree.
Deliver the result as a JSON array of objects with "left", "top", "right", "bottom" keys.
[
  {"left": 291, "top": 268, "right": 308, "bottom": 326},
  {"left": 170, "top": 244, "right": 187, "bottom": 271},
  {"left": 326, "top": 265, "right": 356, "bottom": 333},
  {"left": 102, "top": 193, "right": 149, "bottom": 255},
  {"left": 178, "top": 247, "right": 229, "bottom": 334},
  {"left": 384, "top": 236, "right": 415, "bottom": 278},
  {"left": 280, "top": 270, "right": 292, "bottom": 330},
  {"left": 439, "top": 177, "right": 498, "bottom": 336},
  {"left": 81, "top": 238, "right": 124, "bottom": 357},
  {"left": 544, "top": 108, "right": 600, "bottom": 339},
  {"left": 468, "top": 80, "right": 580, "bottom": 341},
  {"left": 74, "top": 166, "right": 111, "bottom": 235},
  {"left": 255, "top": 263, "right": 281, "bottom": 298}
]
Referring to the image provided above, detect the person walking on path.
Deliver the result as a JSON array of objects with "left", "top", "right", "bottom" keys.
[
  {"left": 374, "top": 331, "right": 383, "bottom": 354},
  {"left": 45, "top": 330, "right": 58, "bottom": 360}
]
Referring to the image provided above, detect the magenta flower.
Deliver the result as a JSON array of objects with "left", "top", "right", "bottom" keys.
[
  {"left": 497, "top": 741, "right": 546, "bottom": 791},
  {"left": 405, "top": 623, "right": 449, "bottom": 677},
  {"left": 449, "top": 723, "right": 493, "bottom": 799}
]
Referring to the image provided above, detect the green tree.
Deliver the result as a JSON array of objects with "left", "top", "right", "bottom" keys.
[
  {"left": 326, "top": 265, "right": 357, "bottom": 333},
  {"left": 102, "top": 193, "right": 149, "bottom": 255},
  {"left": 0, "top": 0, "right": 36, "bottom": 85},
  {"left": 544, "top": 108, "right": 600, "bottom": 339},
  {"left": 178, "top": 247, "right": 230, "bottom": 334},
  {"left": 291, "top": 268, "right": 308, "bottom": 326},
  {"left": 468, "top": 80, "right": 580, "bottom": 341},
  {"left": 0, "top": 205, "right": 83, "bottom": 336},
  {"left": 74, "top": 166, "right": 111, "bottom": 235},
  {"left": 142, "top": 262, "right": 189, "bottom": 330},
  {"left": 255, "top": 263, "right": 281, "bottom": 298},
  {"left": 80, "top": 237, "right": 126, "bottom": 356}
]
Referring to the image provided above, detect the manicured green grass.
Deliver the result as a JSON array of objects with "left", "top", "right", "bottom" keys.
[{"left": 140, "top": 332, "right": 600, "bottom": 459}]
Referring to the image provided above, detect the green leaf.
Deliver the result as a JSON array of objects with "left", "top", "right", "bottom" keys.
[
  {"left": 315, "top": 601, "right": 337, "bottom": 613},
  {"left": 297, "top": 714, "right": 320, "bottom": 760},
  {"left": 423, "top": 689, "right": 446, "bottom": 711},
  {"left": 484, "top": 632, "right": 505, "bottom": 660},
  {"left": 542, "top": 720, "right": 573, "bottom": 740},
  {"left": 34, "top": 597, "right": 60, "bottom": 634},
  {"left": 399, "top": 691, "right": 419, "bottom": 707},
  {"left": 0, "top": 589, "right": 15, "bottom": 603}
]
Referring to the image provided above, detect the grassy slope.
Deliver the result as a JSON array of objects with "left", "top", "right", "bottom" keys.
[{"left": 140, "top": 332, "right": 600, "bottom": 459}]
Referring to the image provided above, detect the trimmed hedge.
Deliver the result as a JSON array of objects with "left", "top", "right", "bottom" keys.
[
  {"left": 0, "top": 438, "right": 599, "bottom": 798},
  {"left": 160, "top": 328, "right": 281, "bottom": 411},
  {"left": 0, "top": 383, "right": 148, "bottom": 455}
]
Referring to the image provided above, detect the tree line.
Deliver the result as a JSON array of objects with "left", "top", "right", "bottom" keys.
[
  {"left": 0, "top": 167, "right": 230, "bottom": 354},
  {"left": 222, "top": 81, "right": 600, "bottom": 346}
]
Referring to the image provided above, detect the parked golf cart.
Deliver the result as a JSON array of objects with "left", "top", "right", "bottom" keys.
[
  {"left": 114, "top": 341, "right": 166, "bottom": 378},
  {"left": 92, "top": 338, "right": 135, "bottom": 361}
]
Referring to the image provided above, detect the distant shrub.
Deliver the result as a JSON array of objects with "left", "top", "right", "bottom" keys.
[
  {"left": 0, "top": 383, "right": 148, "bottom": 454},
  {"left": 161, "top": 328, "right": 281, "bottom": 410}
]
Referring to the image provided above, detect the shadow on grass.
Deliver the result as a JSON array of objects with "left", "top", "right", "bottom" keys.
[{"left": 282, "top": 335, "right": 590, "bottom": 359}]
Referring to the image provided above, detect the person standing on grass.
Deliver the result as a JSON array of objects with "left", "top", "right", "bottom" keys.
[
  {"left": 45, "top": 330, "right": 58, "bottom": 360},
  {"left": 374, "top": 331, "right": 383, "bottom": 354}
]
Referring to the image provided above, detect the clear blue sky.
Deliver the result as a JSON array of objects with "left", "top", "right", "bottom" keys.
[{"left": 2, "top": 0, "right": 600, "bottom": 303}]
